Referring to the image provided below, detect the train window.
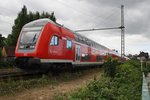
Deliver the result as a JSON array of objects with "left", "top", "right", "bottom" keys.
[
  {"left": 96, "top": 56, "right": 103, "bottom": 61},
  {"left": 81, "top": 54, "right": 90, "bottom": 61},
  {"left": 50, "top": 35, "right": 59, "bottom": 46},
  {"left": 66, "top": 39, "right": 72, "bottom": 49}
]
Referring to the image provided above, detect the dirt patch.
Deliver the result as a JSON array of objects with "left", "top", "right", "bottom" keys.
[{"left": 0, "top": 68, "right": 103, "bottom": 100}]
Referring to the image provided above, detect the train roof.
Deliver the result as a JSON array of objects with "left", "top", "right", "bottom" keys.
[
  {"left": 74, "top": 33, "right": 110, "bottom": 51},
  {"left": 24, "top": 18, "right": 55, "bottom": 28}
]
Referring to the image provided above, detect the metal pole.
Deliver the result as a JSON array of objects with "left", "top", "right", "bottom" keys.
[
  {"left": 141, "top": 57, "right": 143, "bottom": 71},
  {"left": 74, "top": 5, "right": 125, "bottom": 58},
  {"left": 121, "top": 5, "right": 125, "bottom": 58}
]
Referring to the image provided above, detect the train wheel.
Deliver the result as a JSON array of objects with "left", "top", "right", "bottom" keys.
[{"left": 51, "top": 64, "right": 60, "bottom": 76}]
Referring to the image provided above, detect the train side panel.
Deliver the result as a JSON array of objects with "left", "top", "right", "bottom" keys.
[{"left": 15, "top": 18, "right": 126, "bottom": 70}]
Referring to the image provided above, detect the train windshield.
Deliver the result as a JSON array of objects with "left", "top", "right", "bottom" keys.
[{"left": 19, "top": 26, "right": 43, "bottom": 49}]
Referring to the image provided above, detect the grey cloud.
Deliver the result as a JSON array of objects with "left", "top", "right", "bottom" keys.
[
  {"left": 85, "top": 0, "right": 143, "bottom": 8},
  {"left": 0, "top": 0, "right": 149, "bottom": 54}
]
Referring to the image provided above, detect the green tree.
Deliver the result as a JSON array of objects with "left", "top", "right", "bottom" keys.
[
  {"left": 6, "top": 5, "right": 56, "bottom": 46},
  {"left": 49, "top": 12, "right": 56, "bottom": 22},
  {"left": 35, "top": 11, "right": 40, "bottom": 19},
  {"left": 0, "top": 34, "right": 6, "bottom": 47},
  {"left": 28, "top": 11, "right": 34, "bottom": 22},
  {"left": 5, "top": 34, "right": 12, "bottom": 46},
  {"left": 9, "top": 5, "right": 28, "bottom": 46}
]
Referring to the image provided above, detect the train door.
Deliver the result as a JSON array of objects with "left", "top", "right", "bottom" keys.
[{"left": 75, "top": 45, "right": 80, "bottom": 62}]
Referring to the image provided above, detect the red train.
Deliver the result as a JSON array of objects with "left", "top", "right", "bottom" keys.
[{"left": 15, "top": 18, "right": 127, "bottom": 70}]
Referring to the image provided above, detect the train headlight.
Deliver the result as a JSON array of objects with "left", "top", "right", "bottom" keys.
[{"left": 30, "top": 45, "right": 35, "bottom": 49}]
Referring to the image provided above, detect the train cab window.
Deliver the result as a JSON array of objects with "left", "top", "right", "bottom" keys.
[
  {"left": 66, "top": 39, "right": 72, "bottom": 49},
  {"left": 50, "top": 35, "right": 59, "bottom": 46}
]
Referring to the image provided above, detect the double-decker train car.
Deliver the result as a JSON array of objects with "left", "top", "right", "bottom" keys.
[{"left": 15, "top": 18, "right": 126, "bottom": 70}]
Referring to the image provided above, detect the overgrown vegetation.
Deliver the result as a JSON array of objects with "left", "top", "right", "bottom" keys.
[
  {"left": 0, "top": 61, "right": 14, "bottom": 68},
  {"left": 142, "top": 61, "right": 150, "bottom": 76},
  {"left": 0, "top": 76, "right": 56, "bottom": 96},
  {"left": 55, "top": 60, "right": 142, "bottom": 100},
  {"left": 103, "top": 57, "right": 120, "bottom": 78},
  {"left": 0, "top": 70, "right": 87, "bottom": 96}
]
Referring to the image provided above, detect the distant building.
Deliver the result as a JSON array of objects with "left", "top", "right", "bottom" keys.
[
  {"left": 126, "top": 54, "right": 133, "bottom": 59},
  {"left": 1, "top": 46, "right": 15, "bottom": 62},
  {"left": 138, "top": 51, "right": 149, "bottom": 61}
]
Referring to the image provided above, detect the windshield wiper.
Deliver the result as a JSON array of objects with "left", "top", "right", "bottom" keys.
[
  {"left": 32, "top": 34, "right": 37, "bottom": 42},
  {"left": 25, "top": 34, "right": 37, "bottom": 44}
]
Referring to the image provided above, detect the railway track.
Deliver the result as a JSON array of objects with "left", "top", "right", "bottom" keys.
[
  {"left": 0, "top": 70, "right": 44, "bottom": 81},
  {"left": 0, "top": 65, "right": 102, "bottom": 82}
]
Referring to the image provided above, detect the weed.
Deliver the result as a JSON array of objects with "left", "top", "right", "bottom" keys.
[{"left": 58, "top": 60, "right": 142, "bottom": 100}]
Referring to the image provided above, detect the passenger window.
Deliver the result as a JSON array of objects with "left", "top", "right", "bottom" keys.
[
  {"left": 50, "top": 35, "right": 59, "bottom": 46},
  {"left": 81, "top": 54, "right": 90, "bottom": 61},
  {"left": 96, "top": 55, "right": 103, "bottom": 61},
  {"left": 66, "top": 39, "right": 72, "bottom": 49}
]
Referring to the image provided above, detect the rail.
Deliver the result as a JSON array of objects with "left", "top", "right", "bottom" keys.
[{"left": 0, "top": 71, "right": 44, "bottom": 81}]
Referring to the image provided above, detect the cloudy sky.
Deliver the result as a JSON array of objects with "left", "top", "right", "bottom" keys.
[{"left": 0, "top": 0, "right": 149, "bottom": 55}]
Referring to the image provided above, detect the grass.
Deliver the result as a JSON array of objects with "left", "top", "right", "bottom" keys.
[
  {"left": 0, "top": 61, "right": 15, "bottom": 68},
  {"left": 0, "top": 75, "right": 56, "bottom": 96},
  {"left": 54, "top": 60, "right": 142, "bottom": 100},
  {"left": 0, "top": 68, "right": 98, "bottom": 96}
]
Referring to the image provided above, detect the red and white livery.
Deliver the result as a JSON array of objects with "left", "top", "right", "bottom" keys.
[{"left": 15, "top": 18, "right": 127, "bottom": 70}]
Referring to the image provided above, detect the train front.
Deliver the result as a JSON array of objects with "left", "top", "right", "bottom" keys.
[{"left": 15, "top": 19, "right": 50, "bottom": 69}]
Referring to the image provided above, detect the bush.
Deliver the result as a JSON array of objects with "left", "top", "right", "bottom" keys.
[
  {"left": 103, "top": 57, "right": 120, "bottom": 78},
  {"left": 113, "top": 60, "right": 142, "bottom": 99},
  {"left": 58, "top": 60, "right": 142, "bottom": 100},
  {"left": 143, "top": 62, "right": 150, "bottom": 76}
]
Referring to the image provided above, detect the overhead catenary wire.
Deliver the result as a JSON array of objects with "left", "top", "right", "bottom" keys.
[
  {"left": 57, "top": 0, "right": 121, "bottom": 29},
  {"left": 75, "top": 5, "right": 125, "bottom": 58},
  {"left": 58, "top": 0, "right": 119, "bottom": 20},
  {"left": 93, "top": 9, "right": 120, "bottom": 28},
  {"left": 80, "top": 8, "right": 120, "bottom": 29},
  {"left": 57, "top": 0, "right": 94, "bottom": 18},
  {"left": 74, "top": 26, "right": 124, "bottom": 32}
]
